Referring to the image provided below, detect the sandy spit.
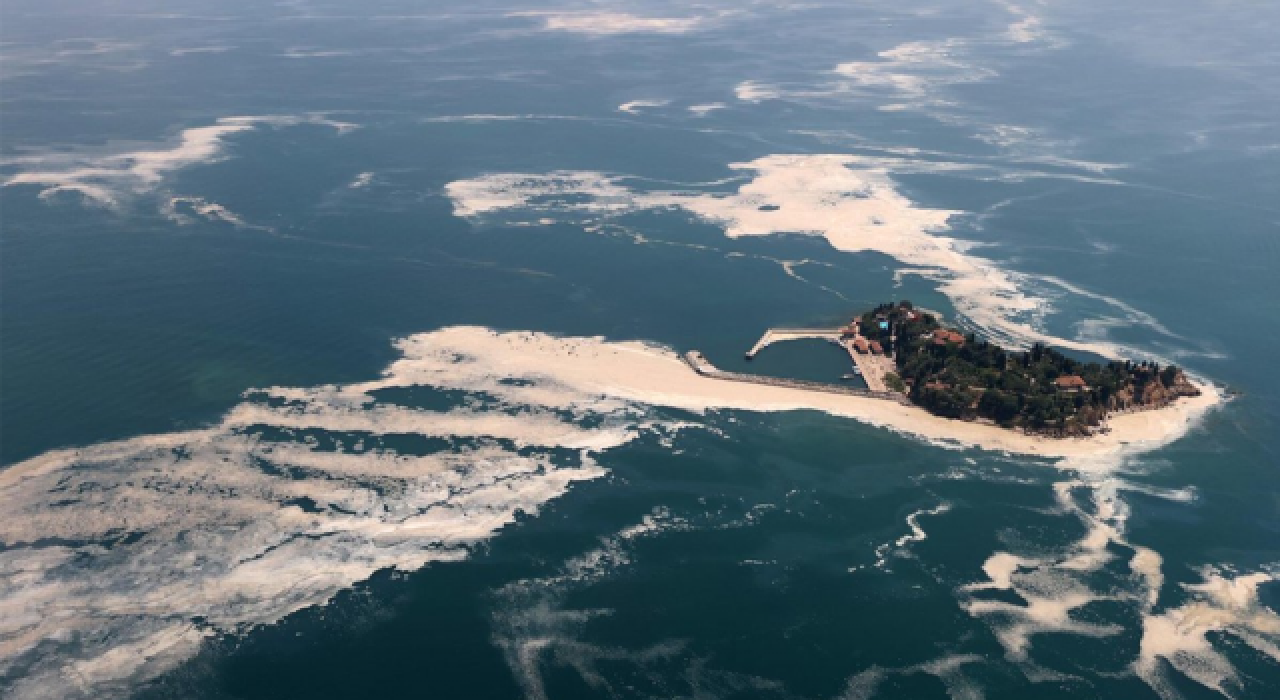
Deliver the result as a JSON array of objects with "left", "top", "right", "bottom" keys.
[{"left": 396, "top": 327, "right": 1225, "bottom": 464}]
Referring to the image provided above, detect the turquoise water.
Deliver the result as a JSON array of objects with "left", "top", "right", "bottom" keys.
[{"left": 2, "top": 1, "right": 1279, "bottom": 698}]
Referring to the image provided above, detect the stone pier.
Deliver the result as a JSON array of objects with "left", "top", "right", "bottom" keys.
[{"left": 744, "top": 328, "right": 841, "bottom": 359}]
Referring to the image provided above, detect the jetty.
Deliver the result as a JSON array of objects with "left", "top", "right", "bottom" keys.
[
  {"left": 684, "top": 351, "right": 911, "bottom": 404},
  {"left": 744, "top": 328, "right": 840, "bottom": 359}
]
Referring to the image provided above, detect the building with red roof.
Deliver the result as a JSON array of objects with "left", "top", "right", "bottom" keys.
[
  {"left": 931, "top": 330, "right": 966, "bottom": 346},
  {"left": 1055, "top": 375, "right": 1088, "bottom": 392}
]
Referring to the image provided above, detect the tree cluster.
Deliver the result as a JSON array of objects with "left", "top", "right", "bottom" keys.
[{"left": 854, "top": 301, "right": 1198, "bottom": 437}]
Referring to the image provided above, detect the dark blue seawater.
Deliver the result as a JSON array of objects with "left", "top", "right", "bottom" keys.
[{"left": 2, "top": 1, "right": 1278, "bottom": 699}]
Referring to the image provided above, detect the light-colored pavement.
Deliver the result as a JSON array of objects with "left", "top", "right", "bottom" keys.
[{"left": 841, "top": 341, "right": 898, "bottom": 392}]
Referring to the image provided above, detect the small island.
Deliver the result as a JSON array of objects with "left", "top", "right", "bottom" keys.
[
  {"left": 851, "top": 301, "right": 1201, "bottom": 437},
  {"left": 695, "top": 300, "right": 1203, "bottom": 440}
]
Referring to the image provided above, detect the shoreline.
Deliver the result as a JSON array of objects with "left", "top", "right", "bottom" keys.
[
  {"left": 687, "top": 347, "right": 1221, "bottom": 456},
  {"left": 0, "top": 326, "right": 1229, "bottom": 698},
  {"left": 0, "top": 326, "right": 1227, "bottom": 484},
  {"left": 389, "top": 327, "right": 1227, "bottom": 464}
]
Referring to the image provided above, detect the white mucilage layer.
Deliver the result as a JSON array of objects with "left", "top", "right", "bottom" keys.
[
  {"left": 446, "top": 153, "right": 1180, "bottom": 360},
  {"left": 509, "top": 11, "right": 706, "bottom": 36},
  {"left": 961, "top": 474, "right": 1279, "bottom": 696},
  {"left": 1, "top": 115, "right": 356, "bottom": 209},
  {"left": 0, "top": 329, "right": 660, "bottom": 700},
  {"left": 0, "top": 325, "right": 1233, "bottom": 699}
]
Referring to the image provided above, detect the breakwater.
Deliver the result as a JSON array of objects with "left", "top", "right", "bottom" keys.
[
  {"left": 684, "top": 351, "right": 911, "bottom": 404},
  {"left": 744, "top": 328, "right": 841, "bottom": 359}
]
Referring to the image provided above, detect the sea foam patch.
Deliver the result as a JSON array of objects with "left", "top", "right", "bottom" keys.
[
  {"left": 958, "top": 469, "right": 1279, "bottom": 696},
  {"left": 0, "top": 327, "right": 1227, "bottom": 698},
  {"left": 832, "top": 39, "right": 992, "bottom": 103},
  {"left": 735, "top": 32, "right": 997, "bottom": 111},
  {"left": 0, "top": 330, "right": 666, "bottom": 700},
  {"left": 444, "top": 154, "right": 1177, "bottom": 361},
  {"left": 511, "top": 11, "right": 705, "bottom": 36},
  {"left": 413, "top": 329, "right": 1227, "bottom": 695},
  {"left": 161, "top": 196, "right": 264, "bottom": 230},
  {"left": 1137, "top": 566, "right": 1280, "bottom": 698},
  {"left": 617, "top": 99, "right": 670, "bottom": 114},
  {"left": 732, "top": 2, "right": 1067, "bottom": 166},
  {"left": 490, "top": 507, "right": 695, "bottom": 700},
  {"left": 960, "top": 478, "right": 1139, "bottom": 667},
  {"left": 735, "top": 0, "right": 1061, "bottom": 110},
  {"left": 2, "top": 115, "right": 355, "bottom": 209}
]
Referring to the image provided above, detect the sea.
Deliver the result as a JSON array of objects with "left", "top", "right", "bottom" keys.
[{"left": 2, "top": 1, "right": 1279, "bottom": 698}]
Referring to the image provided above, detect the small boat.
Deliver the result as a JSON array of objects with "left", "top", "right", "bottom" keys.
[{"left": 840, "top": 372, "right": 860, "bottom": 381}]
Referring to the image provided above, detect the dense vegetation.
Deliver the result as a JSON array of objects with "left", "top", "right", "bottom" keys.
[{"left": 855, "top": 301, "right": 1200, "bottom": 437}]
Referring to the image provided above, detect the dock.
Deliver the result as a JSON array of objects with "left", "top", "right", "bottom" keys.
[
  {"left": 841, "top": 340, "right": 897, "bottom": 392},
  {"left": 742, "top": 326, "right": 902, "bottom": 394},
  {"left": 684, "top": 351, "right": 911, "bottom": 404}
]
